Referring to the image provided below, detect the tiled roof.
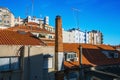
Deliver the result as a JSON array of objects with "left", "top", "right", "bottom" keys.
[
  {"left": 112, "top": 45, "right": 120, "bottom": 50},
  {"left": 63, "top": 43, "right": 120, "bottom": 68},
  {"left": 27, "top": 22, "right": 38, "bottom": 25},
  {"left": 47, "top": 43, "right": 120, "bottom": 68},
  {"left": 64, "top": 61, "right": 79, "bottom": 69},
  {"left": 0, "top": 30, "right": 45, "bottom": 45},
  {"left": 97, "top": 44, "right": 115, "bottom": 50},
  {"left": 46, "top": 43, "right": 55, "bottom": 46},
  {"left": 8, "top": 25, "right": 53, "bottom": 34},
  {"left": 40, "top": 38, "right": 55, "bottom": 43}
]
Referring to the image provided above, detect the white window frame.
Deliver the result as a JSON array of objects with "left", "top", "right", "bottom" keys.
[
  {"left": 43, "top": 54, "right": 53, "bottom": 69},
  {"left": 0, "top": 57, "right": 20, "bottom": 71},
  {"left": 66, "top": 52, "right": 77, "bottom": 61}
]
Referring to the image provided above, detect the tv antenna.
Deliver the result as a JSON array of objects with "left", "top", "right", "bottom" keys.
[
  {"left": 72, "top": 8, "right": 80, "bottom": 29},
  {"left": 31, "top": 0, "right": 34, "bottom": 17}
]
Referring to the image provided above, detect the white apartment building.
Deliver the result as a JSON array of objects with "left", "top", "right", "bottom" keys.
[
  {"left": 63, "top": 29, "right": 103, "bottom": 44},
  {"left": 63, "top": 28, "right": 86, "bottom": 43},
  {"left": 25, "top": 16, "right": 49, "bottom": 25},
  {"left": 87, "top": 30, "right": 103, "bottom": 44},
  {"left": 25, "top": 16, "right": 55, "bottom": 33},
  {"left": 0, "top": 7, "right": 15, "bottom": 29}
]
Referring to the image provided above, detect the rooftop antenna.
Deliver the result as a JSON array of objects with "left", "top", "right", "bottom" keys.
[
  {"left": 25, "top": 6, "right": 29, "bottom": 17},
  {"left": 72, "top": 8, "right": 80, "bottom": 30},
  {"left": 31, "top": 0, "right": 34, "bottom": 18},
  {"left": 72, "top": 8, "right": 84, "bottom": 79}
]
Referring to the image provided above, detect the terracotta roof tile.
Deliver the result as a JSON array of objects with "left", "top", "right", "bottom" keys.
[
  {"left": 27, "top": 22, "right": 38, "bottom": 25},
  {"left": 39, "top": 42, "right": 120, "bottom": 68},
  {"left": 63, "top": 43, "right": 120, "bottom": 68},
  {"left": 41, "top": 38, "right": 55, "bottom": 43},
  {"left": 8, "top": 25, "right": 53, "bottom": 34},
  {"left": 64, "top": 61, "right": 79, "bottom": 69},
  {"left": 97, "top": 44, "right": 115, "bottom": 50},
  {"left": 0, "top": 30, "right": 45, "bottom": 45}
]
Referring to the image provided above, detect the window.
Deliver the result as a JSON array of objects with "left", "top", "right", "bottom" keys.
[
  {"left": 49, "top": 36, "right": 52, "bottom": 39},
  {"left": 39, "top": 34, "right": 46, "bottom": 38},
  {"left": 7, "top": 21, "right": 9, "bottom": 23},
  {"left": 4, "top": 15, "right": 9, "bottom": 18},
  {"left": 4, "top": 20, "right": 6, "bottom": 23},
  {"left": 43, "top": 54, "right": 53, "bottom": 69},
  {"left": 65, "top": 52, "right": 78, "bottom": 61},
  {"left": 0, "top": 58, "right": 9, "bottom": 71},
  {"left": 0, "top": 57, "right": 20, "bottom": 71},
  {"left": 0, "top": 20, "right": 2, "bottom": 22},
  {"left": 102, "top": 51, "right": 119, "bottom": 58}
]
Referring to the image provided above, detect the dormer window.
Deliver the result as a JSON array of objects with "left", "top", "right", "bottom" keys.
[
  {"left": 102, "top": 51, "right": 119, "bottom": 58},
  {"left": 64, "top": 52, "right": 78, "bottom": 61}
]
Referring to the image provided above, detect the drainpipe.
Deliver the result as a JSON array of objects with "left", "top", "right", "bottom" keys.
[
  {"left": 28, "top": 45, "right": 31, "bottom": 80},
  {"left": 79, "top": 45, "right": 84, "bottom": 80},
  {"left": 20, "top": 46, "right": 25, "bottom": 80}
]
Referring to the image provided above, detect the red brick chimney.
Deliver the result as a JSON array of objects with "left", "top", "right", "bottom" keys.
[
  {"left": 55, "top": 15, "right": 63, "bottom": 52},
  {"left": 55, "top": 15, "right": 64, "bottom": 71}
]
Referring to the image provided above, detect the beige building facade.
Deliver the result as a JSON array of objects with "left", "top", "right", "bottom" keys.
[
  {"left": 14, "top": 16, "right": 24, "bottom": 26},
  {"left": 0, "top": 45, "right": 55, "bottom": 80},
  {"left": 0, "top": 7, "right": 15, "bottom": 29}
]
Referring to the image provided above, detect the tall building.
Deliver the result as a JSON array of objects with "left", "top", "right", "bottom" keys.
[
  {"left": 24, "top": 16, "right": 55, "bottom": 33},
  {"left": 88, "top": 30, "right": 103, "bottom": 44},
  {"left": 63, "top": 28, "right": 86, "bottom": 43},
  {"left": 0, "top": 7, "right": 15, "bottom": 29},
  {"left": 63, "top": 29, "right": 103, "bottom": 45},
  {"left": 24, "top": 16, "right": 49, "bottom": 25},
  {"left": 44, "top": 16, "right": 49, "bottom": 25}
]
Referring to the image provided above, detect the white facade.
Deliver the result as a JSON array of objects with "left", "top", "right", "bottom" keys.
[
  {"left": 63, "top": 29, "right": 86, "bottom": 43},
  {"left": 63, "top": 29, "right": 102, "bottom": 44},
  {"left": 44, "top": 16, "right": 49, "bottom": 25},
  {"left": 27, "top": 16, "right": 40, "bottom": 24},
  {"left": 88, "top": 30, "right": 103, "bottom": 44},
  {"left": 14, "top": 16, "right": 24, "bottom": 25},
  {"left": 0, "top": 7, "right": 15, "bottom": 28},
  {"left": 26, "top": 16, "right": 49, "bottom": 25}
]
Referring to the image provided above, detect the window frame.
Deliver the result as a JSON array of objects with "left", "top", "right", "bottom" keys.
[
  {"left": 43, "top": 54, "right": 53, "bottom": 69},
  {"left": 0, "top": 57, "right": 20, "bottom": 71},
  {"left": 65, "top": 52, "right": 77, "bottom": 61}
]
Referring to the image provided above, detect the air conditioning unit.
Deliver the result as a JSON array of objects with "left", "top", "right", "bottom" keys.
[{"left": 74, "top": 57, "right": 78, "bottom": 61}]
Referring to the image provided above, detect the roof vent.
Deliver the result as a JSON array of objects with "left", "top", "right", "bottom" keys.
[{"left": 17, "top": 30, "right": 26, "bottom": 34}]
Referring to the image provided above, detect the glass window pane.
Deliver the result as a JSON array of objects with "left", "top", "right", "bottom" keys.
[
  {"left": 11, "top": 57, "right": 20, "bottom": 70},
  {"left": 43, "top": 57, "right": 53, "bottom": 69},
  {"left": 0, "top": 58, "right": 10, "bottom": 71}
]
